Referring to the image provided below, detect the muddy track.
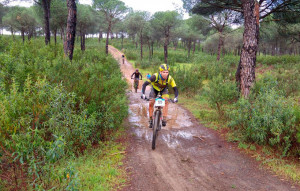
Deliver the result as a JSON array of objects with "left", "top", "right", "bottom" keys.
[{"left": 108, "top": 45, "right": 299, "bottom": 191}]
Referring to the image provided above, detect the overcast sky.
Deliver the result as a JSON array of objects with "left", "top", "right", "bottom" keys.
[
  {"left": 1, "top": 0, "right": 189, "bottom": 34},
  {"left": 81, "top": 0, "right": 189, "bottom": 18},
  {"left": 4, "top": 0, "right": 189, "bottom": 18}
]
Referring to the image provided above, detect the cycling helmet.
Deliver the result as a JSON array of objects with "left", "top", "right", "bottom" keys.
[
  {"left": 159, "top": 64, "right": 170, "bottom": 72},
  {"left": 136, "top": 68, "right": 139, "bottom": 72}
]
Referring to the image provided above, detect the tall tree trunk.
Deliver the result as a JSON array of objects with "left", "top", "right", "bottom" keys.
[
  {"left": 237, "top": 0, "right": 260, "bottom": 98},
  {"left": 21, "top": 30, "right": 25, "bottom": 43},
  {"left": 217, "top": 30, "right": 224, "bottom": 61},
  {"left": 192, "top": 40, "right": 196, "bottom": 55},
  {"left": 105, "top": 22, "right": 111, "bottom": 55},
  {"left": 10, "top": 27, "right": 14, "bottom": 38},
  {"left": 164, "top": 30, "right": 169, "bottom": 64},
  {"left": 148, "top": 41, "right": 151, "bottom": 59},
  {"left": 83, "top": 34, "right": 85, "bottom": 51},
  {"left": 173, "top": 40, "right": 178, "bottom": 50},
  {"left": 80, "top": 32, "right": 85, "bottom": 51},
  {"left": 64, "top": 0, "right": 77, "bottom": 61},
  {"left": 140, "top": 34, "right": 143, "bottom": 60},
  {"left": 121, "top": 35, "right": 124, "bottom": 49},
  {"left": 164, "top": 43, "right": 168, "bottom": 64},
  {"left": 187, "top": 39, "right": 191, "bottom": 58},
  {"left": 42, "top": 0, "right": 51, "bottom": 45},
  {"left": 151, "top": 41, "right": 154, "bottom": 57},
  {"left": 98, "top": 30, "right": 102, "bottom": 42},
  {"left": 80, "top": 32, "right": 83, "bottom": 50},
  {"left": 54, "top": 29, "right": 57, "bottom": 44}
]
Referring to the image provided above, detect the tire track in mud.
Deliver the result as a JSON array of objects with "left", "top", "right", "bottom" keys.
[{"left": 108, "top": 45, "right": 300, "bottom": 191}]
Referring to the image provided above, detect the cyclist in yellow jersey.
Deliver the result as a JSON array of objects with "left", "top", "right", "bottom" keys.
[{"left": 141, "top": 64, "right": 178, "bottom": 128}]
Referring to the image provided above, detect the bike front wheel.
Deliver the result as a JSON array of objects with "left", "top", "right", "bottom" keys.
[{"left": 152, "top": 110, "right": 161, "bottom": 150}]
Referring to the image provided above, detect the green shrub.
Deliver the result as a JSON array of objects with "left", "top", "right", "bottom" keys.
[
  {"left": 0, "top": 38, "right": 128, "bottom": 189},
  {"left": 203, "top": 74, "right": 239, "bottom": 116},
  {"left": 0, "top": 77, "right": 93, "bottom": 188},
  {"left": 251, "top": 73, "right": 280, "bottom": 97},
  {"left": 194, "top": 60, "right": 234, "bottom": 81},
  {"left": 124, "top": 49, "right": 138, "bottom": 60},
  {"left": 257, "top": 55, "right": 300, "bottom": 66},
  {"left": 294, "top": 105, "right": 300, "bottom": 146},
  {"left": 229, "top": 89, "right": 298, "bottom": 156},
  {"left": 276, "top": 68, "right": 300, "bottom": 97},
  {"left": 0, "top": 36, "right": 6, "bottom": 52},
  {"left": 135, "top": 59, "right": 151, "bottom": 69},
  {"left": 172, "top": 64, "right": 203, "bottom": 96}
]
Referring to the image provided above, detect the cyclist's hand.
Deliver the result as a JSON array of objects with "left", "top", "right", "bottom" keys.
[
  {"left": 173, "top": 97, "right": 178, "bottom": 103},
  {"left": 141, "top": 94, "right": 146, "bottom": 99}
]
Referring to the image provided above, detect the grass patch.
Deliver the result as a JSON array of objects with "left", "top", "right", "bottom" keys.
[
  {"left": 53, "top": 127, "right": 128, "bottom": 191},
  {"left": 263, "top": 159, "right": 300, "bottom": 183},
  {"left": 180, "top": 94, "right": 222, "bottom": 129}
]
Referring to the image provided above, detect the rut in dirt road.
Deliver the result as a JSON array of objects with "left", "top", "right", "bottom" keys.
[{"left": 108, "top": 45, "right": 300, "bottom": 191}]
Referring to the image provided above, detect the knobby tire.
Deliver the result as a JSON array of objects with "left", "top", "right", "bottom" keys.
[
  {"left": 134, "top": 80, "right": 138, "bottom": 92},
  {"left": 152, "top": 110, "right": 161, "bottom": 150}
]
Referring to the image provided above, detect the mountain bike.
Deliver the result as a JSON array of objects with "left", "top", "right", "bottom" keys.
[
  {"left": 151, "top": 95, "right": 165, "bottom": 150},
  {"left": 142, "top": 95, "right": 176, "bottom": 149}
]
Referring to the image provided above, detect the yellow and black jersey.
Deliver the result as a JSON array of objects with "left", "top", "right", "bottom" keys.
[
  {"left": 142, "top": 73, "right": 178, "bottom": 98},
  {"left": 147, "top": 73, "right": 176, "bottom": 91}
]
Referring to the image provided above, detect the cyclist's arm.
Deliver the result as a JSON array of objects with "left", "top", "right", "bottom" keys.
[
  {"left": 139, "top": 73, "right": 143, "bottom": 80},
  {"left": 131, "top": 73, "right": 134, "bottom": 78},
  {"left": 169, "top": 77, "right": 179, "bottom": 98},
  {"left": 142, "top": 75, "right": 155, "bottom": 94},
  {"left": 173, "top": 87, "right": 179, "bottom": 97},
  {"left": 142, "top": 81, "right": 150, "bottom": 94}
]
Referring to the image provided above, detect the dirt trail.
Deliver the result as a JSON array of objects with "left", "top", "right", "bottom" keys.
[{"left": 108, "top": 45, "right": 300, "bottom": 191}]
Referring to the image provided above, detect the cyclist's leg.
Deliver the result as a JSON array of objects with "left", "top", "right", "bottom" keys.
[
  {"left": 135, "top": 78, "right": 139, "bottom": 88},
  {"left": 161, "top": 88, "right": 169, "bottom": 126},
  {"left": 134, "top": 78, "right": 138, "bottom": 92},
  {"left": 149, "top": 87, "right": 158, "bottom": 119}
]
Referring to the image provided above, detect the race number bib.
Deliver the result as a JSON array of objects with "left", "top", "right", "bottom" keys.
[{"left": 155, "top": 98, "right": 165, "bottom": 107}]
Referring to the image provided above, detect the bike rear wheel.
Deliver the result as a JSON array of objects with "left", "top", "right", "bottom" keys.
[
  {"left": 134, "top": 80, "right": 138, "bottom": 92},
  {"left": 152, "top": 110, "right": 161, "bottom": 150}
]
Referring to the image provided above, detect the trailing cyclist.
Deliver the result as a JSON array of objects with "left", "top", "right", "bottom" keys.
[
  {"left": 141, "top": 64, "right": 178, "bottom": 128},
  {"left": 131, "top": 69, "right": 143, "bottom": 93}
]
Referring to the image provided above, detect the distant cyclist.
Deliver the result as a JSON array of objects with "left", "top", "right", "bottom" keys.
[
  {"left": 122, "top": 54, "right": 125, "bottom": 64},
  {"left": 131, "top": 69, "right": 143, "bottom": 93},
  {"left": 146, "top": 73, "right": 151, "bottom": 79},
  {"left": 141, "top": 64, "right": 178, "bottom": 128}
]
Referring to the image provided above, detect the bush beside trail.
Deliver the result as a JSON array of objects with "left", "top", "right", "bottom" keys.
[{"left": 0, "top": 38, "right": 128, "bottom": 190}]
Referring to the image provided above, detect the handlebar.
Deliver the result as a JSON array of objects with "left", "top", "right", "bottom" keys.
[
  {"left": 131, "top": 78, "right": 142, "bottom": 80},
  {"left": 140, "top": 95, "right": 176, "bottom": 103}
]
